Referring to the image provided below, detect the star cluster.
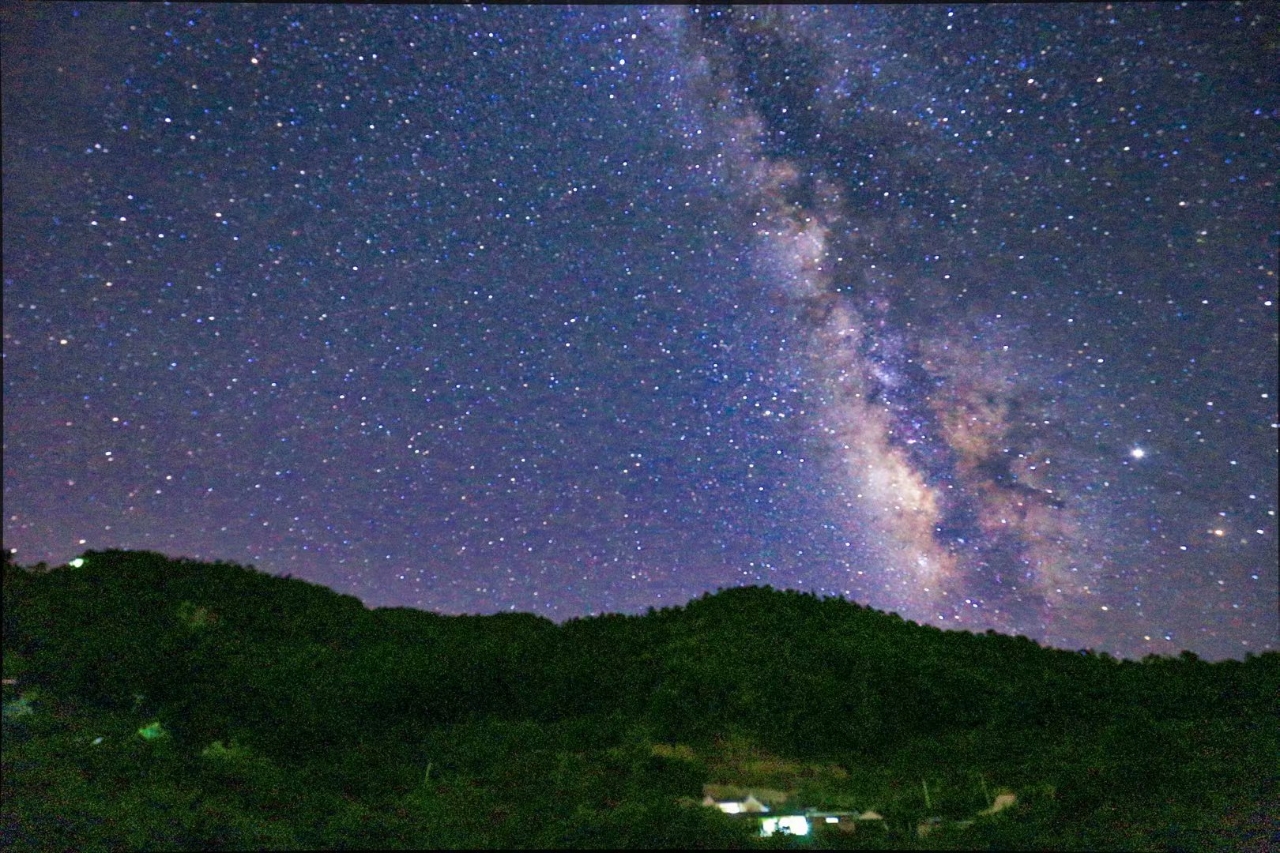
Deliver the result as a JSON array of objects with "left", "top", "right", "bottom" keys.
[{"left": 3, "top": 4, "right": 1275, "bottom": 659}]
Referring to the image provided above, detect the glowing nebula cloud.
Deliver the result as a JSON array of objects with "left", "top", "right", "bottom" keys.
[{"left": 673, "top": 7, "right": 1103, "bottom": 635}]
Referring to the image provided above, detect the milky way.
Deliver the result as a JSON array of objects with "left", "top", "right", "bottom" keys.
[
  {"left": 658, "top": 5, "right": 1274, "bottom": 645},
  {"left": 3, "top": 4, "right": 1275, "bottom": 659}
]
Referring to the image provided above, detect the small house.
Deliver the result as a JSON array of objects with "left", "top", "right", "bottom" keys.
[
  {"left": 806, "top": 810, "right": 859, "bottom": 833},
  {"left": 760, "top": 814, "right": 810, "bottom": 838},
  {"left": 702, "top": 793, "right": 770, "bottom": 814}
]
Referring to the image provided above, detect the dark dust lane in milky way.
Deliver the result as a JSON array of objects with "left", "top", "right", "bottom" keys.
[{"left": 673, "top": 6, "right": 1119, "bottom": 637}]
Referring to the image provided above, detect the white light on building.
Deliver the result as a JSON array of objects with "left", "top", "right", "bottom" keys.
[{"left": 760, "top": 815, "right": 810, "bottom": 837}]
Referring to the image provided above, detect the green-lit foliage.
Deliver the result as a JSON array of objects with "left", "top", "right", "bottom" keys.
[{"left": 3, "top": 551, "right": 1276, "bottom": 850}]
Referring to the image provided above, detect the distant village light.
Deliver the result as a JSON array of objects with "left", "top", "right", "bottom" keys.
[{"left": 760, "top": 815, "right": 810, "bottom": 837}]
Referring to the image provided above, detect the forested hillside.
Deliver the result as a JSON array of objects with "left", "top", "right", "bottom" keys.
[{"left": 3, "top": 550, "right": 1275, "bottom": 849}]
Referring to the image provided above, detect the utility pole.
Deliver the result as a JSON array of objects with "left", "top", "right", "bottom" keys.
[{"left": 922, "top": 778, "right": 933, "bottom": 811}]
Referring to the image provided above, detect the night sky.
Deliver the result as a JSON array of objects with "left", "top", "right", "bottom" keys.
[{"left": 4, "top": 4, "right": 1276, "bottom": 660}]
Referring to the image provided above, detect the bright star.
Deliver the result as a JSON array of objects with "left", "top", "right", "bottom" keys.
[{"left": 1129, "top": 447, "right": 1146, "bottom": 460}]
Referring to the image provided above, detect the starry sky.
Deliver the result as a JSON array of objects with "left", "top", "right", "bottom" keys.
[{"left": 3, "top": 4, "right": 1276, "bottom": 660}]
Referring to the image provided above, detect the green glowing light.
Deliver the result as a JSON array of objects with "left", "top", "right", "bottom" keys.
[{"left": 137, "top": 721, "right": 166, "bottom": 740}]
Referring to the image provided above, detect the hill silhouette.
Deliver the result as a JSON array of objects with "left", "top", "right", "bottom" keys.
[{"left": 3, "top": 549, "right": 1275, "bottom": 849}]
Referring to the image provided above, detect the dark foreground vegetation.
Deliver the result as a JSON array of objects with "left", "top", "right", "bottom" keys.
[{"left": 2, "top": 549, "right": 1275, "bottom": 850}]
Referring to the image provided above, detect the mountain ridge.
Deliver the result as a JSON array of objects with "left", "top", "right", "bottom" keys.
[{"left": 3, "top": 548, "right": 1275, "bottom": 849}]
